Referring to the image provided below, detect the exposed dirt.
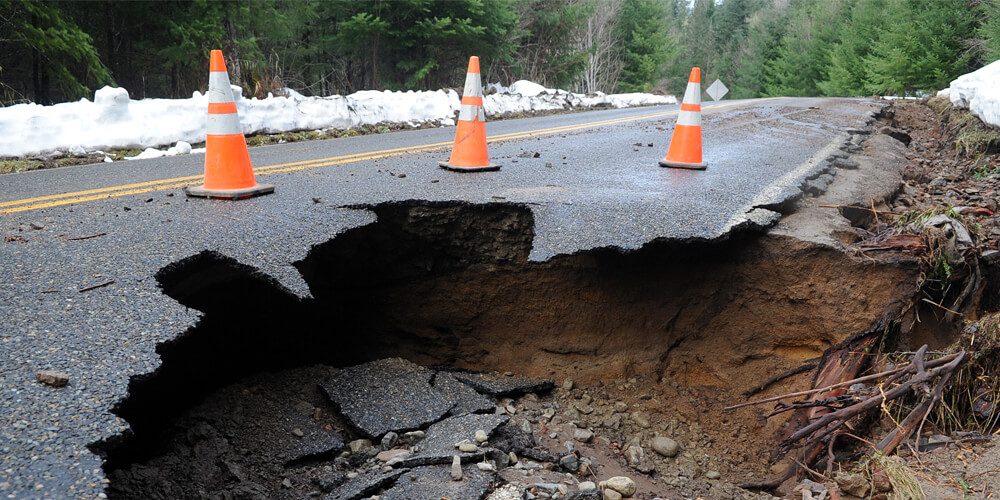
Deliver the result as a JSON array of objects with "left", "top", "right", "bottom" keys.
[
  {"left": 92, "top": 193, "right": 928, "bottom": 498},
  {"left": 883, "top": 98, "right": 1000, "bottom": 251}
]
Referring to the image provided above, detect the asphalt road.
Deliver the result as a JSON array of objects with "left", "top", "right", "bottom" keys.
[{"left": 0, "top": 97, "right": 882, "bottom": 496}]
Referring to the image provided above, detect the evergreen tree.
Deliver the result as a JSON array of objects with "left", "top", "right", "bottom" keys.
[
  {"left": 764, "top": 0, "right": 847, "bottom": 97},
  {"left": 616, "top": 0, "right": 675, "bottom": 92},
  {"left": 818, "top": 0, "right": 890, "bottom": 96},
  {"left": 979, "top": 0, "right": 1000, "bottom": 62},
  {"left": 863, "top": 0, "right": 975, "bottom": 95},
  {"left": 1, "top": 0, "right": 112, "bottom": 103},
  {"left": 731, "top": 5, "right": 788, "bottom": 98}
]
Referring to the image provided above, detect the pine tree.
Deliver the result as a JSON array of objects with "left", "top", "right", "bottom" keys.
[
  {"left": 764, "top": 0, "right": 847, "bottom": 97},
  {"left": 731, "top": 5, "right": 788, "bottom": 98},
  {"left": 817, "top": 0, "right": 889, "bottom": 96},
  {"left": 863, "top": 0, "right": 975, "bottom": 95},
  {"left": 980, "top": 0, "right": 1000, "bottom": 62},
  {"left": 616, "top": 0, "right": 675, "bottom": 92}
]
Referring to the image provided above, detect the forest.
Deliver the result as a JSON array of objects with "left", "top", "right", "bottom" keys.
[{"left": 1, "top": 0, "right": 999, "bottom": 105}]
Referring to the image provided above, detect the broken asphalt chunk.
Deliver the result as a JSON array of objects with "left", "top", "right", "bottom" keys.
[
  {"left": 397, "top": 413, "right": 509, "bottom": 467},
  {"left": 324, "top": 469, "right": 405, "bottom": 500},
  {"left": 379, "top": 465, "right": 495, "bottom": 500},
  {"left": 320, "top": 358, "right": 455, "bottom": 437},
  {"left": 450, "top": 371, "right": 555, "bottom": 397},
  {"left": 433, "top": 372, "right": 496, "bottom": 415}
]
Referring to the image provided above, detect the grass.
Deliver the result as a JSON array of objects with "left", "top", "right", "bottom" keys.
[
  {"left": 894, "top": 206, "right": 961, "bottom": 228},
  {"left": 864, "top": 452, "right": 925, "bottom": 500},
  {"left": 926, "top": 95, "right": 952, "bottom": 115},
  {"left": 956, "top": 127, "right": 1000, "bottom": 156}
]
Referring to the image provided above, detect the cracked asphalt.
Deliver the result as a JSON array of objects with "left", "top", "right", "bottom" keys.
[{"left": 0, "top": 97, "right": 882, "bottom": 497}]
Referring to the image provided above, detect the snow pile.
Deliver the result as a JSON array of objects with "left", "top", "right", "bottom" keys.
[
  {"left": 0, "top": 81, "right": 676, "bottom": 158},
  {"left": 942, "top": 59, "right": 1000, "bottom": 128}
]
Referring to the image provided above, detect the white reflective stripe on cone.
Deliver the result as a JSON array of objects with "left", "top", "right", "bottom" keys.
[
  {"left": 676, "top": 110, "right": 701, "bottom": 127},
  {"left": 207, "top": 112, "right": 243, "bottom": 135},
  {"left": 458, "top": 104, "right": 486, "bottom": 122},
  {"left": 462, "top": 72, "right": 483, "bottom": 98},
  {"left": 208, "top": 72, "right": 236, "bottom": 103},
  {"left": 683, "top": 82, "right": 701, "bottom": 105}
]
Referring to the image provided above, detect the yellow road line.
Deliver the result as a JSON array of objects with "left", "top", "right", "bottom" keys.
[{"left": 1, "top": 103, "right": 744, "bottom": 215}]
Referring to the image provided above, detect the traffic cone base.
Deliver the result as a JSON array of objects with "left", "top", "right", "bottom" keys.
[
  {"left": 186, "top": 49, "right": 273, "bottom": 200},
  {"left": 659, "top": 159, "right": 706, "bottom": 170},
  {"left": 184, "top": 183, "right": 275, "bottom": 200},
  {"left": 439, "top": 162, "right": 500, "bottom": 172}
]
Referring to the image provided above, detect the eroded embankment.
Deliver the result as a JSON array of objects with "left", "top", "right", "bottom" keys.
[{"left": 94, "top": 200, "right": 922, "bottom": 498}]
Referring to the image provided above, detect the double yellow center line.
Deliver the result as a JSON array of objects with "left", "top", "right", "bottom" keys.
[{"left": 1, "top": 108, "right": 694, "bottom": 215}]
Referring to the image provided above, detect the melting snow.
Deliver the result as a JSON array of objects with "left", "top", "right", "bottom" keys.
[{"left": 0, "top": 81, "right": 676, "bottom": 159}]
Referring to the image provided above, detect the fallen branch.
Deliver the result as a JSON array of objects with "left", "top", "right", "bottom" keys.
[
  {"left": 66, "top": 232, "right": 107, "bottom": 241},
  {"left": 724, "top": 351, "right": 962, "bottom": 411},
  {"left": 777, "top": 346, "right": 966, "bottom": 458},
  {"left": 79, "top": 280, "right": 115, "bottom": 292}
]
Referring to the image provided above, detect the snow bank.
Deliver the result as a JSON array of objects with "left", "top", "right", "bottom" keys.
[
  {"left": 942, "top": 59, "right": 1000, "bottom": 128},
  {"left": 0, "top": 81, "right": 676, "bottom": 158}
]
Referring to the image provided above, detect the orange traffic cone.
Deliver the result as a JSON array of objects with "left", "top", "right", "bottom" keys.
[
  {"left": 660, "top": 67, "right": 706, "bottom": 170},
  {"left": 185, "top": 50, "right": 274, "bottom": 199},
  {"left": 440, "top": 56, "right": 499, "bottom": 172}
]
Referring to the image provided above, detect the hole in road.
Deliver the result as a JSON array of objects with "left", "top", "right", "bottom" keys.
[{"left": 91, "top": 201, "right": 923, "bottom": 498}]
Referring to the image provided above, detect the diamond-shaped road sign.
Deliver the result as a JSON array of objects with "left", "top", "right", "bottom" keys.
[{"left": 706, "top": 79, "right": 729, "bottom": 101}]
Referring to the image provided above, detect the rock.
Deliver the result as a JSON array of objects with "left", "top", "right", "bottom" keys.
[
  {"left": 563, "top": 379, "right": 575, "bottom": 390},
  {"left": 630, "top": 411, "right": 650, "bottom": 428},
  {"left": 349, "top": 439, "right": 373, "bottom": 454},
  {"left": 457, "top": 441, "right": 479, "bottom": 453},
  {"left": 321, "top": 358, "right": 454, "bottom": 437},
  {"left": 376, "top": 449, "right": 411, "bottom": 463},
  {"left": 520, "top": 420, "right": 532, "bottom": 434},
  {"left": 475, "top": 429, "right": 488, "bottom": 443},
  {"left": 613, "top": 402, "right": 628, "bottom": 413},
  {"left": 559, "top": 454, "right": 579, "bottom": 472},
  {"left": 574, "top": 428, "right": 594, "bottom": 443},
  {"left": 600, "top": 476, "right": 636, "bottom": 497},
  {"left": 476, "top": 461, "right": 495, "bottom": 471},
  {"left": 35, "top": 370, "right": 69, "bottom": 387},
  {"left": 291, "top": 428, "right": 304, "bottom": 438},
  {"left": 381, "top": 431, "right": 398, "bottom": 449},
  {"left": 579, "top": 481, "right": 597, "bottom": 491},
  {"left": 402, "top": 430, "right": 425, "bottom": 443},
  {"left": 603, "top": 489, "right": 623, "bottom": 500},
  {"left": 835, "top": 472, "right": 870, "bottom": 497},
  {"left": 625, "top": 444, "right": 643, "bottom": 466},
  {"left": 651, "top": 436, "right": 680, "bottom": 458},
  {"left": 451, "top": 371, "right": 555, "bottom": 397},
  {"left": 451, "top": 456, "right": 463, "bottom": 481},
  {"left": 706, "top": 470, "right": 720, "bottom": 479},
  {"left": 872, "top": 470, "right": 893, "bottom": 493},
  {"left": 281, "top": 478, "right": 292, "bottom": 488},
  {"left": 508, "top": 451, "right": 518, "bottom": 464}
]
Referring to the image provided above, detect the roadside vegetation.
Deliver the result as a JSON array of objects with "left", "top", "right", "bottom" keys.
[{"left": 2, "top": 0, "right": 1000, "bottom": 107}]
